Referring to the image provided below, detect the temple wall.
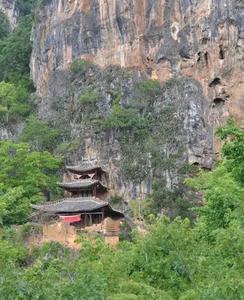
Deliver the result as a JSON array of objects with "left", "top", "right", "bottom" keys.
[
  {"left": 33, "top": 218, "right": 122, "bottom": 248},
  {"left": 104, "top": 217, "right": 120, "bottom": 236},
  {"left": 43, "top": 222, "right": 80, "bottom": 249}
]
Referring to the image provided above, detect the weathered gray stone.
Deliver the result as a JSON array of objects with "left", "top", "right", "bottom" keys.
[{"left": 0, "top": 0, "right": 18, "bottom": 28}]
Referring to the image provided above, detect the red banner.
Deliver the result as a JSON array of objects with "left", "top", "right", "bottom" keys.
[{"left": 59, "top": 215, "right": 81, "bottom": 223}]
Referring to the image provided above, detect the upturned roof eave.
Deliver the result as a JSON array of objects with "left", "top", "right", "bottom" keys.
[
  {"left": 57, "top": 180, "right": 109, "bottom": 191},
  {"left": 66, "top": 165, "right": 105, "bottom": 174},
  {"left": 31, "top": 198, "right": 109, "bottom": 214},
  {"left": 31, "top": 198, "right": 124, "bottom": 217}
]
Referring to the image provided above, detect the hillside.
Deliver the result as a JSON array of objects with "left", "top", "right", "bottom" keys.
[{"left": 0, "top": 1, "right": 243, "bottom": 299}]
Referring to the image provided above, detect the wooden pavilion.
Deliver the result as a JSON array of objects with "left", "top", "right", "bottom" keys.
[{"left": 31, "top": 163, "right": 124, "bottom": 247}]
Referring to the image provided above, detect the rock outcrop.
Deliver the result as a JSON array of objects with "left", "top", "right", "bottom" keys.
[
  {"left": 29, "top": 0, "right": 244, "bottom": 201},
  {"left": 32, "top": 0, "right": 244, "bottom": 119},
  {"left": 0, "top": 0, "right": 18, "bottom": 28}
]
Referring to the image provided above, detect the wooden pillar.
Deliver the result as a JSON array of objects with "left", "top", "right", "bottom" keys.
[{"left": 93, "top": 185, "right": 97, "bottom": 197}]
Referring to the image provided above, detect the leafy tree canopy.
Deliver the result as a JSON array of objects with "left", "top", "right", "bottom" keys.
[
  {"left": 0, "top": 141, "right": 61, "bottom": 225},
  {"left": 187, "top": 121, "right": 244, "bottom": 237},
  {"left": 16, "top": 0, "right": 38, "bottom": 16},
  {"left": 0, "top": 15, "right": 33, "bottom": 84},
  {"left": 0, "top": 11, "right": 10, "bottom": 40},
  {"left": 101, "top": 104, "right": 145, "bottom": 130},
  {"left": 20, "top": 116, "right": 62, "bottom": 152},
  {"left": 0, "top": 81, "right": 31, "bottom": 124},
  {"left": 217, "top": 119, "right": 244, "bottom": 186}
]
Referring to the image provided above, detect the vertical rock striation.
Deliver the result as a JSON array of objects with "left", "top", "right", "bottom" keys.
[
  {"left": 29, "top": 0, "right": 244, "bottom": 201},
  {"left": 0, "top": 0, "right": 18, "bottom": 28}
]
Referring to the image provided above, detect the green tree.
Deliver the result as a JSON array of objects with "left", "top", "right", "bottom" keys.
[
  {"left": 0, "top": 11, "right": 10, "bottom": 40},
  {"left": 217, "top": 119, "right": 244, "bottom": 185},
  {"left": 0, "top": 141, "right": 61, "bottom": 225},
  {"left": 187, "top": 164, "right": 244, "bottom": 234},
  {"left": 0, "top": 15, "right": 33, "bottom": 83},
  {"left": 20, "top": 116, "right": 61, "bottom": 151},
  {"left": 16, "top": 0, "right": 38, "bottom": 16},
  {"left": 187, "top": 121, "right": 244, "bottom": 235},
  {"left": 0, "top": 122, "right": 243, "bottom": 300},
  {"left": 0, "top": 81, "right": 30, "bottom": 124},
  {"left": 79, "top": 87, "right": 100, "bottom": 104},
  {"left": 101, "top": 104, "right": 144, "bottom": 130},
  {"left": 138, "top": 79, "right": 161, "bottom": 97}
]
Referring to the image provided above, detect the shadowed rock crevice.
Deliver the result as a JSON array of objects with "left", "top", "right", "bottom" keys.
[
  {"left": 209, "top": 77, "right": 221, "bottom": 87},
  {"left": 213, "top": 97, "right": 225, "bottom": 106},
  {"left": 27, "top": 0, "right": 244, "bottom": 202},
  {"left": 219, "top": 44, "right": 225, "bottom": 59}
]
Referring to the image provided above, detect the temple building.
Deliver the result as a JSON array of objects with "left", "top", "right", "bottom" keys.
[{"left": 31, "top": 162, "right": 124, "bottom": 248}]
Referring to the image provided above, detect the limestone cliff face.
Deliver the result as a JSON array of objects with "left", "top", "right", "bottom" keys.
[
  {"left": 32, "top": 0, "right": 244, "bottom": 122},
  {"left": 0, "top": 0, "right": 18, "bottom": 28},
  {"left": 30, "top": 0, "right": 244, "bottom": 201}
]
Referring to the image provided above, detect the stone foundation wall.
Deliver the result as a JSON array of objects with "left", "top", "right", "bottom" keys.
[
  {"left": 33, "top": 219, "right": 122, "bottom": 249},
  {"left": 43, "top": 222, "right": 80, "bottom": 249}
]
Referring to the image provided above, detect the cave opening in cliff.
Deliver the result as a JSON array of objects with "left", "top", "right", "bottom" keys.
[
  {"left": 201, "top": 37, "right": 209, "bottom": 45},
  {"left": 209, "top": 77, "right": 221, "bottom": 87},
  {"left": 213, "top": 97, "right": 225, "bottom": 106},
  {"left": 197, "top": 51, "right": 209, "bottom": 65},
  {"left": 219, "top": 45, "right": 225, "bottom": 60},
  {"left": 204, "top": 52, "right": 209, "bottom": 65}
]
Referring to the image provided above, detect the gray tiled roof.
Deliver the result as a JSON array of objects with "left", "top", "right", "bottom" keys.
[
  {"left": 31, "top": 197, "right": 108, "bottom": 213},
  {"left": 58, "top": 179, "right": 108, "bottom": 190},
  {"left": 66, "top": 163, "right": 105, "bottom": 174}
]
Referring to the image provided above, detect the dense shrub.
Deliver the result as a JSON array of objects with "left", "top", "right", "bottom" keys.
[
  {"left": 20, "top": 116, "right": 62, "bottom": 151},
  {"left": 0, "top": 81, "right": 31, "bottom": 124},
  {"left": 138, "top": 79, "right": 161, "bottom": 95},
  {"left": 101, "top": 104, "right": 144, "bottom": 130},
  {"left": 79, "top": 87, "right": 100, "bottom": 104},
  {"left": 0, "top": 15, "right": 33, "bottom": 83},
  {"left": 0, "top": 11, "right": 10, "bottom": 40},
  {"left": 70, "top": 59, "right": 94, "bottom": 76},
  {"left": 16, "top": 0, "right": 38, "bottom": 16},
  {"left": 0, "top": 141, "right": 61, "bottom": 225},
  {"left": 0, "top": 123, "right": 243, "bottom": 299}
]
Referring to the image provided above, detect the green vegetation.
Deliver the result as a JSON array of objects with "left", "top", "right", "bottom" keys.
[
  {"left": 70, "top": 59, "right": 94, "bottom": 76},
  {"left": 0, "top": 11, "right": 35, "bottom": 133},
  {"left": 20, "top": 116, "right": 62, "bottom": 151},
  {"left": 16, "top": 0, "right": 38, "bottom": 16},
  {"left": 0, "top": 121, "right": 242, "bottom": 299},
  {"left": 0, "top": 8, "right": 242, "bottom": 297},
  {"left": 0, "top": 141, "right": 61, "bottom": 225},
  {"left": 0, "top": 11, "right": 10, "bottom": 40},
  {"left": 0, "top": 15, "right": 33, "bottom": 85},
  {"left": 99, "top": 78, "right": 193, "bottom": 218},
  {"left": 54, "top": 138, "right": 83, "bottom": 161},
  {"left": 0, "top": 81, "right": 31, "bottom": 125},
  {"left": 235, "top": 0, "right": 244, "bottom": 6},
  {"left": 79, "top": 87, "right": 100, "bottom": 104},
  {"left": 138, "top": 79, "right": 161, "bottom": 96},
  {"left": 101, "top": 104, "right": 144, "bottom": 130},
  {"left": 217, "top": 119, "right": 244, "bottom": 186},
  {"left": 148, "top": 180, "right": 193, "bottom": 218}
]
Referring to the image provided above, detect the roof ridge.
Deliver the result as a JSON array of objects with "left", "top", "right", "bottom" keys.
[
  {"left": 32, "top": 197, "right": 105, "bottom": 207},
  {"left": 58, "top": 178, "right": 99, "bottom": 183}
]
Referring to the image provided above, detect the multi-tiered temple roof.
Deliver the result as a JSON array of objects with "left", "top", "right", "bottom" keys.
[
  {"left": 58, "top": 179, "right": 108, "bottom": 193},
  {"left": 66, "top": 163, "right": 106, "bottom": 175},
  {"left": 32, "top": 162, "right": 120, "bottom": 217},
  {"left": 30, "top": 162, "right": 124, "bottom": 247},
  {"left": 32, "top": 197, "right": 123, "bottom": 217}
]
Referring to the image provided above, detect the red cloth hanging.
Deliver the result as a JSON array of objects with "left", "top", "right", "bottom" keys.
[{"left": 59, "top": 215, "right": 81, "bottom": 223}]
